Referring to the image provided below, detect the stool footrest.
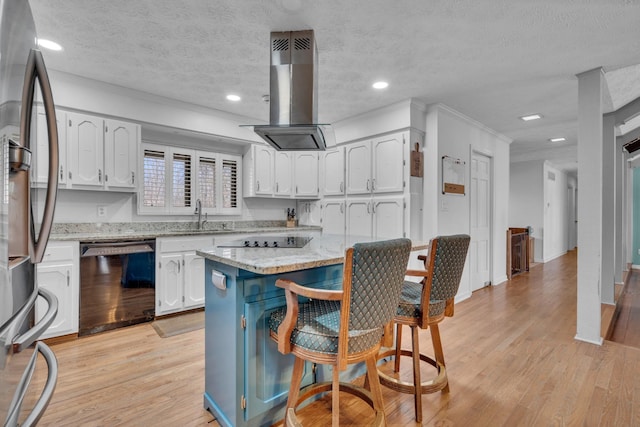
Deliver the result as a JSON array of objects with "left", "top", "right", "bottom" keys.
[
  {"left": 377, "top": 348, "right": 448, "bottom": 395},
  {"left": 286, "top": 381, "right": 385, "bottom": 426}
]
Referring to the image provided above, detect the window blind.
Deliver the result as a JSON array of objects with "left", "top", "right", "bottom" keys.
[
  {"left": 143, "top": 149, "right": 165, "bottom": 207},
  {"left": 198, "top": 156, "right": 216, "bottom": 209},
  {"left": 222, "top": 159, "right": 238, "bottom": 209},
  {"left": 172, "top": 152, "right": 192, "bottom": 208}
]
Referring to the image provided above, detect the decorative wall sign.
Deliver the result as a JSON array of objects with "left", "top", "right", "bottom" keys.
[
  {"left": 410, "top": 142, "right": 423, "bottom": 177},
  {"left": 442, "top": 155, "right": 465, "bottom": 195}
]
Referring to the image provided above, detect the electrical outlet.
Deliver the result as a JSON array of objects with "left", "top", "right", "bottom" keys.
[{"left": 97, "top": 205, "right": 107, "bottom": 217}]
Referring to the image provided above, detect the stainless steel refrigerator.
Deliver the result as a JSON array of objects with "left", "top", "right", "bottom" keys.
[{"left": 1, "top": 0, "right": 61, "bottom": 425}]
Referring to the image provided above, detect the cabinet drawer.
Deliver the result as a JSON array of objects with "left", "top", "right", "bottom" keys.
[
  {"left": 158, "top": 236, "right": 214, "bottom": 253},
  {"left": 42, "top": 242, "right": 76, "bottom": 262}
]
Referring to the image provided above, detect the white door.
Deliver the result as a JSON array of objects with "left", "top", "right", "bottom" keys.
[
  {"left": 183, "top": 252, "right": 205, "bottom": 309},
  {"left": 274, "top": 151, "right": 293, "bottom": 196},
  {"left": 68, "top": 112, "right": 103, "bottom": 187},
  {"left": 323, "top": 148, "right": 344, "bottom": 195},
  {"left": 254, "top": 145, "right": 274, "bottom": 195},
  {"left": 470, "top": 152, "right": 492, "bottom": 291},
  {"left": 36, "top": 263, "right": 75, "bottom": 338},
  {"left": 158, "top": 253, "right": 183, "bottom": 314},
  {"left": 104, "top": 119, "right": 138, "bottom": 190},
  {"left": 294, "top": 152, "right": 319, "bottom": 197},
  {"left": 347, "top": 198, "right": 373, "bottom": 237},
  {"left": 346, "top": 142, "right": 371, "bottom": 195},
  {"left": 372, "top": 134, "right": 404, "bottom": 194},
  {"left": 373, "top": 197, "right": 405, "bottom": 239},
  {"left": 322, "top": 200, "right": 345, "bottom": 234}
]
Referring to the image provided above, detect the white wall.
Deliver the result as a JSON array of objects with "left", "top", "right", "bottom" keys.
[
  {"left": 424, "top": 105, "right": 511, "bottom": 302},
  {"left": 509, "top": 160, "right": 544, "bottom": 260}
]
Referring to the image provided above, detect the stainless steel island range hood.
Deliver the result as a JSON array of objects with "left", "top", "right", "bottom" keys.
[{"left": 253, "top": 30, "right": 333, "bottom": 151}]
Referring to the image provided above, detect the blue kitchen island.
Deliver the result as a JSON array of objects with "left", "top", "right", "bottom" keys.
[{"left": 197, "top": 233, "right": 427, "bottom": 427}]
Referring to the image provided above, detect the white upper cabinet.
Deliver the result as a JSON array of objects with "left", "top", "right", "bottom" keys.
[
  {"left": 346, "top": 142, "right": 371, "bottom": 195},
  {"left": 294, "top": 152, "right": 319, "bottom": 198},
  {"left": 64, "top": 111, "right": 139, "bottom": 191},
  {"left": 104, "top": 119, "right": 138, "bottom": 190},
  {"left": 345, "top": 132, "right": 406, "bottom": 196},
  {"left": 33, "top": 107, "right": 68, "bottom": 188},
  {"left": 68, "top": 112, "right": 103, "bottom": 188},
  {"left": 243, "top": 144, "right": 320, "bottom": 199},
  {"left": 322, "top": 147, "right": 344, "bottom": 196},
  {"left": 274, "top": 151, "right": 293, "bottom": 196}
]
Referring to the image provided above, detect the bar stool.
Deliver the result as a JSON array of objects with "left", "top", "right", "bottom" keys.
[
  {"left": 377, "top": 234, "right": 470, "bottom": 423},
  {"left": 269, "top": 238, "right": 412, "bottom": 426}
]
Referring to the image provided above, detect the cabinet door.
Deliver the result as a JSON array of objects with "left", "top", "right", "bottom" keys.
[
  {"left": 34, "top": 108, "right": 67, "bottom": 188},
  {"left": 36, "top": 262, "right": 77, "bottom": 338},
  {"left": 346, "top": 199, "right": 372, "bottom": 237},
  {"left": 183, "top": 252, "right": 205, "bottom": 309},
  {"left": 254, "top": 145, "right": 274, "bottom": 195},
  {"left": 346, "top": 142, "right": 371, "bottom": 195},
  {"left": 373, "top": 197, "right": 405, "bottom": 239},
  {"left": 294, "top": 152, "right": 319, "bottom": 197},
  {"left": 372, "top": 134, "right": 405, "bottom": 194},
  {"left": 67, "top": 112, "right": 104, "bottom": 188},
  {"left": 274, "top": 151, "right": 293, "bottom": 196},
  {"left": 244, "top": 297, "right": 314, "bottom": 421},
  {"left": 322, "top": 147, "right": 344, "bottom": 195},
  {"left": 297, "top": 201, "right": 321, "bottom": 226},
  {"left": 157, "top": 253, "right": 183, "bottom": 315},
  {"left": 104, "top": 119, "right": 138, "bottom": 191},
  {"left": 322, "top": 200, "right": 345, "bottom": 235}
]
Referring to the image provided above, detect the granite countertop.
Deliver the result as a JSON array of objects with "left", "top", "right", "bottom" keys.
[
  {"left": 197, "top": 234, "right": 428, "bottom": 275},
  {"left": 48, "top": 221, "right": 322, "bottom": 242}
]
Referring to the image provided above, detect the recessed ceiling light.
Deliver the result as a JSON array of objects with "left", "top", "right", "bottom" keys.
[
  {"left": 372, "top": 81, "right": 389, "bottom": 89},
  {"left": 549, "top": 137, "right": 566, "bottom": 143},
  {"left": 519, "top": 114, "right": 542, "bottom": 121},
  {"left": 37, "top": 39, "right": 63, "bottom": 51},
  {"left": 226, "top": 94, "right": 241, "bottom": 102}
]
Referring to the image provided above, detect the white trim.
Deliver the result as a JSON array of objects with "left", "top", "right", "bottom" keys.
[{"left": 428, "top": 103, "right": 513, "bottom": 144}]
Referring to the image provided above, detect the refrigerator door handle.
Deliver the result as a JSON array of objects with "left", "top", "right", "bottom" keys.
[
  {"left": 21, "top": 48, "right": 59, "bottom": 264},
  {"left": 12, "top": 287, "right": 58, "bottom": 353},
  {"left": 5, "top": 342, "right": 58, "bottom": 427}
]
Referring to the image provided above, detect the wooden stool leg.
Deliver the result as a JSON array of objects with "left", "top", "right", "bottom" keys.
[
  {"left": 411, "top": 325, "right": 422, "bottom": 423},
  {"left": 287, "top": 357, "right": 305, "bottom": 412},
  {"left": 430, "top": 323, "right": 449, "bottom": 393},
  {"left": 394, "top": 323, "right": 403, "bottom": 372},
  {"left": 332, "top": 366, "right": 340, "bottom": 427},
  {"left": 365, "top": 354, "right": 385, "bottom": 413}
]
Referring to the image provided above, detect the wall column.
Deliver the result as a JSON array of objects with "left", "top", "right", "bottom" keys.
[
  {"left": 576, "top": 68, "right": 604, "bottom": 345},
  {"left": 601, "top": 114, "right": 615, "bottom": 305},
  {"left": 614, "top": 133, "right": 625, "bottom": 287}
]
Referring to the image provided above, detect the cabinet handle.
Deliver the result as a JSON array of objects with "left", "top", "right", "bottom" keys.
[
  {"left": 340, "top": 203, "right": 344, "bottom": 214},
  {"left": 105, "top": 173, "right": 108, "bottom": 182},
  {"left": 178, "top": 262, "right": 181, "bottom": 273},
  {"left": 131, "top": 171, "right": 135, "bottom": 184},
  {"left": 372, "top": 179, "right": 376, "bottom": 191},
  {"left": 60, "top": 165, "right": 63, "bottom": 181},
  {"left": 340, "top": 181, "right": 344, "bottom": 193},
  {"left": 256, "top": 181, "right": 260, "bottom": 191},
  {"left": 367, "top": 202, "right": 370, "bottom": 214},
  {"left": 372, "top": 202, "right": 376, "bottom": 214},
  {"left": 69, "top": 171, "right": 72, "bottom": 180},
  {"left": 98, "top": 169, "right": 102, "bottom": 183},
  {"left": 366, "top": 179, "right": 370, "bottom": 191},
  {"left": 276, "top": 182, "right": 279, "bottom": 193},
  {"left": 296, "top": 185, "right": 299, "bottom": 194},
  {"left": 66, "top": 270, "right": 70, "bottom": 287}
]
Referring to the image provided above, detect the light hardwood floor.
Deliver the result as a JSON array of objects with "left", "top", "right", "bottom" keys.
[{"left": 31, "top": 249, "right": 640, "bottom": 426}]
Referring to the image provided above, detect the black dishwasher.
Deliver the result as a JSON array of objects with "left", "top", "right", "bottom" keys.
[{"left": 79, "top": 240, "right": 155, "bottom": 336}]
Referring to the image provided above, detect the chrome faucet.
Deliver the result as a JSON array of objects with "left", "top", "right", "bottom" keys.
[{"left": 195, "top": 199, "right": 208, "bottom": 230}]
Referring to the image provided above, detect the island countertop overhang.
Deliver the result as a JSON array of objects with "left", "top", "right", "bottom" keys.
[{"left": 196, "top": 233, "right": 429, "bottom": 275}]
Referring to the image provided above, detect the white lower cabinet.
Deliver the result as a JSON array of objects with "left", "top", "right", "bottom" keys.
[
  {"left": 156, "top": 236, "right": 213, "bottom": 316},
  {"left": 346, "top": 196, "right": 406, "bottom": 239},
  {"left": 321, "top": 199, "right": 346, "bottom": 235},
  {"left": 36, "top": 241, "right": 79, "bottom": 339}
]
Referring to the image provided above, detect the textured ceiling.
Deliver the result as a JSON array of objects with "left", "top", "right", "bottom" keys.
[{"left": 29, "top": 0, "right": 640, "bottom": 173}]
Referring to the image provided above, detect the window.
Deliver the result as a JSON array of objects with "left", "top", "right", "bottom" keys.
[
  {"left": 143, "top": 149, "right": 165, "bottom": 207},
  {"left": 139, "top": 143, "right": 241, "bottom": 216}
]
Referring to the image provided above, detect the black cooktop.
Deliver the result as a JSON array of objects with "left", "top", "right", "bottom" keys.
[{"left": 218, "top": 235, "right": 312, "bottom": 249}]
